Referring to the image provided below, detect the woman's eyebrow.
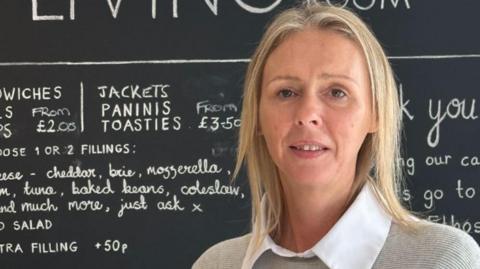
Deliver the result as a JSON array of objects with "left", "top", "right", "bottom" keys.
[
  {"left": 319, "top": 73, "right": 359, "bottom": 86},
  {"left": 265, "top": 75, "right": 301, "bottom": 86},
  {"left": 266, "top": 73, "right": 358, "bottom": 87}
]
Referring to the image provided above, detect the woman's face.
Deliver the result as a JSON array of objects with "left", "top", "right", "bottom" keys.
[{"left": 259, "top": 28, "right": 376, "bottom": 190}]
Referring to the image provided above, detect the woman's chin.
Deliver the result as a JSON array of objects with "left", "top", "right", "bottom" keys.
[{"left": 281, "top": 171, "right": 336, "bottom": 190}]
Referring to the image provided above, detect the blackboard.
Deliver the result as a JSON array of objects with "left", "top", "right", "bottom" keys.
[{"left": 1, "top": 1, "right": 479, "bottom": 268}]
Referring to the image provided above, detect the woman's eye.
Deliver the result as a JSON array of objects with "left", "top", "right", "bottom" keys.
[
  {"left": 330, "top": 88, "right": 346, "bottom": 98},
  {"left": 278, "top": 89, "right": 296, "bottom": 98}
]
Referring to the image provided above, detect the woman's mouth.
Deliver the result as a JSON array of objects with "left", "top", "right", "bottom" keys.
[
  {"left": 290, "top": 144, "right": 324, "bottom": 151},
  {"left": 289, "top": 142, "right": 329, "bottom": 158}
]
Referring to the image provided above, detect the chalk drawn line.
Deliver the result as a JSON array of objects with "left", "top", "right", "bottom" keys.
[{"left": 0, "top": 54, "right": 479, "bottom": 66}]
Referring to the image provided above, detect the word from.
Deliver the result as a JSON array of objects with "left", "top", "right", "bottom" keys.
[
  {"left": 31, "top": 0, "right": 282, "bottom": 20},
  {"left": 32, "top": 107, "right": 70, "bottom": 118},
  {"left": 326, "top": 0, "right": 411, "bottom": 10},
  {"left": 0, "top": 86, "right": 62, "bottom": 101},
  {"left": 196, "top": 100, "right": 238, "bottom": 114},
  {"left": 146, "top": 158, "right": 222, "bottom": 180},
  {"left": 428, "top": 98, "right": 478, "bottom": 148}
]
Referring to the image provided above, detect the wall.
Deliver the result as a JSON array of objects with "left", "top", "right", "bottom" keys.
[{"left": 0, "top": 1, "right": 479, "bottom": 268}]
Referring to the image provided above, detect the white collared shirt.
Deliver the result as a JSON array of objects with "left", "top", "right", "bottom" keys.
[{"left": 241, "top": 183, "right": 392, "bottom": 269}]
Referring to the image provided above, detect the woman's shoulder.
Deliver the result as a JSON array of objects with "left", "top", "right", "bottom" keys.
[
  {"left": 374, "top": 220, "right": 480, "bottom": 268},
  {"left": 192, "top": 233, "right": 251, "bottom": 269},
  {"left": 390, "top": 220, "right": 479, "bottom": 250}
]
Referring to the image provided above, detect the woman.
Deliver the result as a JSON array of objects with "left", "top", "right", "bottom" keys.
[{"left": 193, "top": 1, "right": 480, "bottom": 268}]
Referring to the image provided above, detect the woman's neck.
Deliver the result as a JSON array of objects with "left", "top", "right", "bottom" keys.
[{"left": 277, "top": 178, "right": 354, "bottom": 252}]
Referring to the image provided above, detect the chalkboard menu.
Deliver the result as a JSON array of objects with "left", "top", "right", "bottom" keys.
[{"left": 1, "top": 1, "right": 479, "bottom": 268}]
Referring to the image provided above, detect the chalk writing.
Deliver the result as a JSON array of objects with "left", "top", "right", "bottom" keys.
[
  {"left": 0, "top": 86, "right": 62, "bottom": 101},
  {"left": 326, "top": 0, "right": 411, "bottom": 10},
  {"left": 423, "top": 188, "right": 444, "bottom": 210},
  {"left": 427, "top": 98, "right": 478, "bottom": 148}
]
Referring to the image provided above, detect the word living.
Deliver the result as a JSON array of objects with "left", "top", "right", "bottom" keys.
[{"left": 31, "top": 0, "right": 282, "bottom": 20}]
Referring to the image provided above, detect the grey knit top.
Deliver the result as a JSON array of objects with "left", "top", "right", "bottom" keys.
[{"left": 193, "top": 222, "right": 480, "bottom": 269}]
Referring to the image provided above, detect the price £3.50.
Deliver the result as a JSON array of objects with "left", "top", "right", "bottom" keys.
[{"left": 197, "top": 116, "right": 240, "bottom": 132}]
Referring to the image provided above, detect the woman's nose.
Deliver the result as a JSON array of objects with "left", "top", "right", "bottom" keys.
[{"left": 295, "top": 97, "right": 322, "bottom": 127}]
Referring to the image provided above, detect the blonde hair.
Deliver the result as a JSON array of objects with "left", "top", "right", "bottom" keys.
[{"left": 234, "top": 0, "right": 418, "bottom": 252}]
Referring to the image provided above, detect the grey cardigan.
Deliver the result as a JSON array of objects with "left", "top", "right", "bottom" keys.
[{"left": 193, "top": 222, "right": 480, "bottom": 269}]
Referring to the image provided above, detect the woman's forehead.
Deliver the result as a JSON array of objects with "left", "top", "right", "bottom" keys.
[{"left": 262, "top": 29, "right": 369, "bottom": 86}]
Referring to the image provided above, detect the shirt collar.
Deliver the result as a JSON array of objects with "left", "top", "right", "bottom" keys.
[{"left": 241, "top": 183, "right": 392, "bottom": 269}]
